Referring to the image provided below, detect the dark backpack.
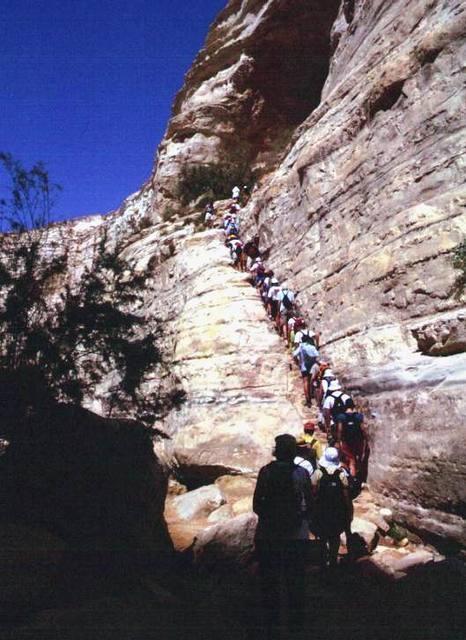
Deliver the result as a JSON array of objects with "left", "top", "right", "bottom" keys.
[
  {"left": 259, "top": 462, "right": 304, "bottom": 535},
  {"left": 281, "top": 291, "right": 293, "bottom": 310},
  {"left": 347, "top": 474, "right": 362, "bottom": 500},
  {"left": 313, "top": 467, "right": 348, "bottom": 535},
  {"left": 342, "top": 412, "right": 363, "bottom": 443},
  {"left": 329, "top": 392, "right": 351, "bottom": 419}
]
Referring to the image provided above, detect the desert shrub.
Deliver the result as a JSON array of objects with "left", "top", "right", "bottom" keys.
[
  {"left": 177, "top": 161, "right": 254, "bottom": 205},
  {"left": 451, "top": 239, "right": 466, "bottom": 298},
  {"left": 0, "top": 152, "right": 61, "bottom": 233}
]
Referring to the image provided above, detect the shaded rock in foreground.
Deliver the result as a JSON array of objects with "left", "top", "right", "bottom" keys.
[
  {"left": 193, "top": 513, "right": 257, "bottom": 571},
  {"left": 0, "top": 388, "right": 172, "bottom": 563}
]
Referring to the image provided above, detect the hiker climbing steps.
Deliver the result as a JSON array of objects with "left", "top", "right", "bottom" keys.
[
  {"left": 162, "top": 187, "right": 446, "bottom": 637},
  {"left": 217, "top": 190, "right": 369, "bottom": 484}
]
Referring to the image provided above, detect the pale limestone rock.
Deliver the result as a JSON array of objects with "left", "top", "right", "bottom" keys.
[
  {"left": 168, "top": 485, "right": 225, "bottom": 522},
  {"left": 167, "top": 478, "right": 188, "bottom": 496},
  {"left": 231, "top": 496, "right": 253, "bottom": 516},
  {"left": 215, "top": 475, "right": 257, "bottom": 502},
  {"left": 153, "top": 231, "right": 304, "bottom": 479},
  {"left": 207, "top": 504, "right": 234, "bottom": 523},
  {"left": 392, "top": 549, "right": 435, "bottom": 573}
]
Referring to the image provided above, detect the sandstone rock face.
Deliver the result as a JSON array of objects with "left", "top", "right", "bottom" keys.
[
  {"left": 1, "top": 0, "right": 465, "bottom": 551},
  {"left": 151, "top": 0, "right": 341, "bottom": 215},
  {"left": 150, "top": 0, "right": 466, "bottom": 545},
  {"left": 153, "top": 230, "right": 304, "bottom": 484},
  {"left": 192, "top": 513, "right": 257, "bottom": 570}
]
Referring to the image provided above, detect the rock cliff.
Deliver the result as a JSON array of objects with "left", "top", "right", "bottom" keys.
[
  {"left": 1, "top": 0, "right": 465, "bottom": 548},
  {"left": 149, "top": 0, "right": 466, "bottom": 545}
]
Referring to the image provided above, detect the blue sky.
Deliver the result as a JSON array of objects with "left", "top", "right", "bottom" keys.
[{"left": 0, "top": 0, "right": 226, "bottom": 221}]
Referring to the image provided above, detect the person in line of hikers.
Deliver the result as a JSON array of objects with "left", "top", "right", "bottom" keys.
[
  {"left": 254, "top": 262, "right": 267, "bottom": 287},
  {"left": 249, "top": 257, "right": 263, "bottom": 283},
  {"left": 243, "top": 235, "right": 260, "bottom": 269},
  {"left": 293, "top": 332, "right": 319, "bottom": 407},
  {"left": 225, "top": 218, "right": 239, "bottom": 237},
  {"left": 315, "top": 365, "right": 337, "bottom": 407},
  {"left": 294, "top": 445, "right": 314, "bottom": 478},
  {"left": 266, "top": 277, "right": 281, "bottom": 320},
  {"left": 322, "top": 380, "right": 353, "bottom": 436},
  {"left": 293, "top": 324, "right": 320, "bottom": 349},
  {"left": 226, "top": 236, "right": 243, "bottom": 269},
  {"left": 335, "top": 401, "right": 369, "bottom": 481},
  {"left": 232, "top": 185, "right": 241, "bottom": 201},
  {"left": 223, "top": 210, "right": 237, "bottom": 230},
  {"left": 204, "top": 201, "right": 215, "bottom": 227},
  {"left": 310, "top": 447, "right": 353, "bottom": 572},
  {"left": 258, "top": 270, "right": 274, "bottom": 303},
  {"left": 253, "top": 434, "right": 313, "bottom": 634},
  {"left": 228, "top": 202, "right": 241, "bottom": 229},
  {"left": 297, "top": 421, "right": 325, "bottom": 466},
  {"left": 224, "top": 233, "right": 239, "bottom": 250},
  {"left": 287, "top": 315, "right": 305, "bottom": 349},
  {"left": 222, "top": 215, "right": 233, "bottom": 232},
  {"left": 276, "top": 284, "right": 295, "bottom": 340}
]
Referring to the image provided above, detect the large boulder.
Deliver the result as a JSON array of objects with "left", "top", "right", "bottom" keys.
[
  {"left": 168, "top": 485, "right": 225, "bottom": 522},
  {"left": 215, "top": 475, "right": 257, "bottom": 503},
  {"left": 0, "top": 397, "right": 172, "bottom": 562},
  {"left": 193, "top": 513, "right": 258, "bottom": 571}
]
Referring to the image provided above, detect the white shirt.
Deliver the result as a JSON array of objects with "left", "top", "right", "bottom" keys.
[
  {"left": 323, "top": 391, "right": 351, "bottom": 411},
  {"left": 267, "top": 285, "right": 281, "bottom": 300},
  {"left": 321, "top": 376, "right": 336, "bottom": 398},
  {"left": 293, "top": 343, "right": 319, "bottom": 372},
  {"left": 232, "top": 186, "right": 240, "bottom": 199},
  {"left": 294, "top": 329, "right": 315, "bottom": 346},
  {"left": 277, "top": 288, "right": 295, "bottom": 312}
]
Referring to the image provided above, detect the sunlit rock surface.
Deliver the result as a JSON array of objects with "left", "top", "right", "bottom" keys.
[
  {"left": 1, "top": 0, "right": 465, "bottom": 548},
  {"left": 151, "top": 0, "right": 466, "bottom": 544}
]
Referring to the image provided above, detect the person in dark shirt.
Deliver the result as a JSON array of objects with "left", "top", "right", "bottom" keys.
[{"left": 253, "top": 434, "right": 313, "bottom": 635}]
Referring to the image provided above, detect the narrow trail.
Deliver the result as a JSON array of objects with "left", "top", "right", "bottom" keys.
[{"left": 165, "top": 212, "right": 446, "bottom": 564}]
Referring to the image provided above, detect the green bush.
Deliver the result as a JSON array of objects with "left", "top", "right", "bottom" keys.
[
  {"left": 452, "top": 239, "right": 466, "bottom": 299},
  {"left": 177, "top": 162, "right": 254, "bottom": 205}
]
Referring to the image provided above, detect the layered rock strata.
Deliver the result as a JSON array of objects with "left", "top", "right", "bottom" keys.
[
  {"left": 1, "top": 0, "right": 465, "bottom": 548},
  {"left": 151, "top": 0, "right": 341, "bottom": 214},
  {"left": 151, "top": 0, "right": 466, "bottom": 544},
  {"left": 152, "top": 228, "right": 303, "bottom": 484}
]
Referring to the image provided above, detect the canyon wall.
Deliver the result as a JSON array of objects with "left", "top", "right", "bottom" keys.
[
  {"left": 1, "top": 0, "right": 465, "bottom": 547},
  {"left": 150, "top": 0, "right": 466, "bottom": 544}
]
